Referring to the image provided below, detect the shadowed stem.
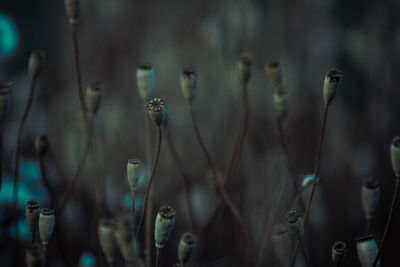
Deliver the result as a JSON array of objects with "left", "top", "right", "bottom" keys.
[
  {"left": 136, "top": 126, "right": 162, "bottom": 239},
  {"left": 13, "top": 77, "right": 37, "bottom": 266},
  {"left": 371, "top": 177, "right": 400, "bottom": 267},
  {"left": 155, "top": 247, "right": 161, "bottom": 267},
  {"left": 131, "top": 190, "right": 136, "bottom": 221},
  {"left": 289, "top": 104, "right": 329, "bottom": 267},
  {"left": 38, "top": 153, "right": 55, "bottom": 207},
  {"left": 188, "top": 104, "right": 258, "bottom": 267},
  {"left": 299, "top": 237, "right": 311, "bottom": 267}
]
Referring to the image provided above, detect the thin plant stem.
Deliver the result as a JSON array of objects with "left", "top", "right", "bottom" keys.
[
  {"left": 131, "top": 190, "right": 136, "bottom": 221},
  {"left": 299, "top": 237, "right": 311, "bottom": 267},
  {"left": 38, "top": 153, "right": 55, "bottom": 207},
  {"left": 371, "top": 178, "right": 400, "bottom": 267},
  {"left": 188, "top": 104, "right": 258, "bottom": 267},
  {"left": 13, "top": 77, "right": 37, "bottom": 266},
  {"left": 289, "top": 105, "right": 329, "bottom": 267},
  {"left": 136, "top": 126, "right": 162, "bottom": 239},
  {"left": 155, "top": 247, "right": 161, "bottom": 267}
]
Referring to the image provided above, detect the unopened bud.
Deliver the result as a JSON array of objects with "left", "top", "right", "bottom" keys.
[
  {"left": 332, "top": 241, "right": 347, "bottom": 266},
  {"left": 238, "top": 52, "right": 253, "bottom": 86},
  {"left": 127, "top": 159, "right": 140, "bottom": 191},
  {"left": 265, "top": 60, "right": 282, "bottom": 89},
  {"left": 361, "top": 180, "right": 380, "bottom": 220},
  {"left": 28, "top": 50, "right": 45, "bottom": 80},
  {"left": 391, "top": 136, "right": 400, "bottom": 178},
  {"left": 178, "top": 233, "right": 196, "bottom": 266},
  {"left": 323, "top": 69, "right": 342, "bottom": 105},
  {"left": 86, "top": 82, "right": 102, "bottom": 116},
  {"left": 154, "top": 205, "right": 176, "bottom": 248},
  {"left": 137, "top": 63, "right": 155, "bottom": 101},
  {"left": 148, "top": 98, "right": 166, "bottom": 127},
  {"left": 98, "top": 218, "right": 117, "bottom": 265},
  {"left": 356, "top": 235, "right": 380, "bottom": 267},
  {"left": 180, "top": 67, "right": 197, "bottom": 104},
  {"left": 39, "top": 208, "right": 55, "bottom": 251},
  {"left": 64, "top": 0, "right": 80, "bottom": 25}
]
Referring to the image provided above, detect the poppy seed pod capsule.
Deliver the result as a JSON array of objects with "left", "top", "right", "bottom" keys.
[
  {"left": 86, "top": 82, "right": 102, "bottom": 116},
  {"left": 127, "top": 159, "right": 140, "bottom": 191},
  {"left": 361, "top": 180, "right": 380, "bottom": 220},
  {"left": 154, "top": 205, "right": 176, "bottom": 248},
  {"left": 0, "top": 83, "right": 11, "bottom": 126},
  {"left": 356, "top": 235, "right": 380, "bottom": 267},
  {"left": 238, "top": 52, "right": 253, "bottom": 86},
  {"left": 285, "top": 210, "right": 304, "bottom": 240},
  {"left": 136, "top": 63, "right": 155, "bottom": 101},
  {"left": 265, "top": 60, "right": 282, "bottom": 89},
  {"left": 271, "top": 224, "right": 292, "bottom": 266},
  {"left": 180, "top": 66, "right": 197, "bottom": 104},
  {"left": 114, "top": 214, "right": 134, "bottom": 263},
  {"left": 26, "top": 200, "right": 40, "bottom": 240},
  {"left": 148, "top": 98, "right": 166, "bottom": 127},
  {"left": 26, "top": 244, "right": 44, "bottom": 267},
  {"left": 98, "top": 218, "right": 117, "bottom": 265},
  {"left": 35, "top": 135, "right": 49, "bottom": 157},
  {"left": 332, "top": 241, "right": 347, "bottom": 266},
  {"left": 273, "top": 87, "right": 289, "bottom": 118},
  {"left": 64, "top": 0, "right": 79, "bottom": 25},
  {"left": 178, "top": 232, "right": 197, "bottom": 266},
  {"left": 323, "top": 68, "right": 342, "bottom": 106},
  {"left": 28, "top": 50, "right": 45, "bottom": 81},
  {"left": 391, "top": 136, "right": 400, "bottom": 178},
  {"left": 39, "top": 208, "right": 55, "bottom": 251}
]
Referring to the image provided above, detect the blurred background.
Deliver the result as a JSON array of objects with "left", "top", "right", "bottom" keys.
[{"left": 1, "top": 0, "right": 400, "bottom": 266}]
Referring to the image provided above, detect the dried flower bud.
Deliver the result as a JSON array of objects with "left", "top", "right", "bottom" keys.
[
  {"left": 28, "top": 50, "right": 45, "bottom": 80},
  {"left": 356, "top": 235, "right": 380, "bottom": 267},
  {"left": 332, "top": 241, "right": 347, "bottom": 266},
  {"left": 178, "top": 233, "right": 196, "bottom": 266},
  {"left": 127, "top": 159, "right": 140, "bottom": 191},
  {"left": 26, "top": 200, "right": 40, "bottom": 237},
  {"left": 285, "top": 210, "right": 304, "bottom": 240},
  {"left": 265, "top": 60, "right": 282, "bottom": 89},
  {"left": 180, "top": 66, "right": 197, "bottom": 104},
  {"left": 323, "top": 68, "right": 342, "bottom": 105},
  {"left": 154, "top": 205, "right": 176, "bottom": 248},
  {"left": 98, "top": 218, "right": 117, "bottom": 265},
  {"left": 271, "top": 224, "right": 292, "bottom": 266},
  {"left": 78, "top": 252, "right": 96, "bottom": 267},
  {"left": 39, "top": 208, "right": 55, "bottom": 251},
  {"left": 137, "top": 63, "right": 155, "bottom": 101},
  {"left": 86, "top": 82, "right": 102, "bottom": 116},
  {"left": 114, "top": 214, "right": 134, "bottom": 263},
  {"left": 148, "top": 98, "right": 166, "bottom": 126},
  {"left": 391, "top": 136, "right": 400, "bottom": 178},
  {"left": 361, "top": 180, "right": 380, "bottom": 220},
  {"left": 0, "top": 82, "right": 11, "bottom": 126},
  {"left": 26, "top": 244, "right": 44, "bottom": 267},
  {"left": 35, "top": 135, "right": 49, "bottom": 157},
  {"left": 64, "top": 0, "right": 80, "bottom": 25},
  {"left": 238, "top": 52, "right": 253, "bottom": 86},
  {"left": 273, "top": 87, "right": 289, "bottom": 118}
]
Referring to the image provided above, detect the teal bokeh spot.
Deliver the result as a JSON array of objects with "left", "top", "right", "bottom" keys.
[
  {"left": 0, "top": 12, "right": 19, "bottom": 57},
  {"left": 79, "top": 252, "right": 96, "bottom": 267}
]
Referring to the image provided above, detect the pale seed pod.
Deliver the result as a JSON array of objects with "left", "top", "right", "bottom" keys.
[
  {"left": 148, "top": 98, "right": 166, "bottom": 127},
  {"left": 114, "top": 214, "right": 134, "bottom": 264},
  {"left": 0, "top": 82, "right": 11, "bottom": 126},
  {"left": 323, "top": 68, "right": 342, "bottom": 106},
  {"left": 86, "top": 82, "right": 102, "bottom": 116},
  {"left": 332, "top": 241, "right": 347, "bottom": 266},
  {"left": 391, "top": 136, "right": 400, "bottom": 178},
  {"left": 35, "top": 135, "right": 49, "bottom": 157},
  {"left": 285, "top": 210, "right": 304, "bottom": 240},
  {"left": 271, "top": 224, "right": 292, "bottom": 266},
  {"left": 180, "top": 66, "right": 197, "bottom": 104},
  {"left": 127, "top": 159, "right": 140, "bottom": 191},
  {"left": 265, "top": 60, "right": 282, "bottom": 89},
  {"left": 64, "top": 0, "right": 80, "bottom": 25},
  {"left": 98, "top": 218, "right": 117, "bottom": 265},
  {"left": 26, "top": 200, "right": 40, "bottom": 242},
  {"left": 238, "top": 52, "right": 253, "bottom": 86},
  {"left": 154, "top": 205, "right": 176, "bottom": 248},
  {"left": 136, "top": 63, "right": 155, "bottom": 101},
  {"left": 178, "top": 232, "right": 197, "bottom": 266},
  {"left": 39, "top": 208, "right": 55, "bottom": 252},
  {"left": 361, "top": 180, "right": 380, "bottom": 220},
  {"left": 28, "top": 50, "right": 45, "bottom": 81},
  {"left": 273, "top": 87, "right": 289, "bottom": 118},
  {"left": 356, "top": 235, "right": 380, "bottom": 267},
  {"left": 26, "top": 244, "right": 44, "bottom": 267}
]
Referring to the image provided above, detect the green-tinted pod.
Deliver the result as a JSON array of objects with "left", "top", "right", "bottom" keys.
[
  {"left": 356, "top": 236, "right": 380, "bottom": 267},
  {"left": 148, "top": 98, "right": 166, "bottom": 127},
  {"left": 35, "top": 135, "right": 49, "bottom": 157},
  {"left": 114, "top": 214, "right": 134, "bottom": 264},
  {"left": 323, "top": 69, "right": 342, "bottom": 106},
  {"left": 154, "top": 205, "right": 176, "bottom": 248},
  {"left": 265, "top": 60, "right": 282, "bottom": 89},
  {"left": 26, "top": 244, "right": 44, "bottom": 267},
  {"left": 127, "top": 159, "right": 140, "bottom": 191},
  {"left": 28, "top": 50, "right": 45, "bottom": 81},
  {"left": 273, "top": 87, "right": 289, "bottom": 118},
  {"left": 39, "top": 208, "right": 55, "bottom": 252},
  {"left": 180, "top": 66, "right": 197, "bottom": 104},
  {"left": 0, "top": 83, "right": 11, "bottom": 127},
  {"left": 178, "top": 233, "right": 197, "bottom": 266},
  {"left": 391, "top": 136, "right": 400, "bottom": 178},
  {"left": 64, "top": 0, "right": 80, "bottom": 25},
  {"left": 136, "top": 63, "right": 155, "bottom": 102},
  {"left": 86, "top": 82, "right": 102, "bottom": 116},
  {"left": 332, "top": 241, "right": 347, "bottom": 266},
  {"left": 361, "top": 180, "right": 380, "bottom": 220},
  {"left": 98, "top": 218, "right": 117, "bottom": 265},
  {"left": 238, "top": 52, "right": 253, "bottom": 86},
  {"left": 285, "top": 210, "right": 304, "bottom": 240},
  {"left": 271, "top": 224, "right": 292, "bottom": 266}
]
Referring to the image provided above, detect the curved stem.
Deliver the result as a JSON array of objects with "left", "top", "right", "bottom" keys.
[
  {"left": 136, "top": 126, "right": 162, "bottom": 239},
  {"left": 38, "top": 153, "right": 55, "bottom": 207},
  {"left": 13, "top": 77, "right": 37, "bottom": 266},
  {"left": 371, "top": 178, "right": 400, "bottom": 267},
  {"left": 289, "top": 105, "right": 329, "bottom": 267},
  {"left": 299, "top": 237, "right": 311, "bottom": 267}
]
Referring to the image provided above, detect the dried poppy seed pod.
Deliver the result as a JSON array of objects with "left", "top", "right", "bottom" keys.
[
  {"left": 391, "top": 136, "right": 400, "bottom": 178},
  {"left": 178, "top": 233, "right": 197, "bottom": 266},
  {"left": 86, "top": 82, "right": 102, "bottom": 116},
  {"left": 0, "top": 83, "right": 11, "bottom": 126},
  {"left": 39, "top": 208, "right": 55, "bottom": 252},
  {"left": 361, "top": 180, "right": 380, "bottom": 220},
  {"left": 323, "top": 68, "right": 342, "bottom": 106},
  {"left": 271, "top": 224, "right": 292, "bottom": 266},
  {"left": 127, "top": 159, "right": 140, "bottom": 191},
  {"left": 238, "top": 52, "right": 253, "bottom": 86},
  {"left": 180, "top": 66, "right": 197, "bottom": 104},
  {"left": 265, "top": 60, "right": 282, "bottom": 89},
  {"left": 154, "top": 205, "right": 176, "bottom": 248},
  {"left": 35, "top": 135, "right": 49, "bottom": 157},
  {"left": 273, "top": 87, "right": 289, "bottom": 118},
  {"left": 28, "top": 50, "right": 45, "bottom": 80},
  {"left": 64, "top": 0, "right": 80, "bottom": 25},
  {"left": 332, "top": 241, "right": 347, "bottom": 266},
  {"left": 98, "top": 218, "right": 117, "bottom": 265},
  {"left": 285, "top": 210, "right": 304, "bottom": 240},
  {"left": 26, "top": 244, "right": 44, "bottom": 267},
  {"left": 26, "top": 200, "right": 40, "bottom": 240},
  {"left": 114, "top": 214, "right": 134, "bottom": 263},
  {"left": 148, "top": 98, "right": 166, "bottom": 127},
  {"left": 136, "top": 63, "right": 155, "bottom": 101},
  {"left": 356, "top": 235, "right": 380, "bottom": 267}
]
